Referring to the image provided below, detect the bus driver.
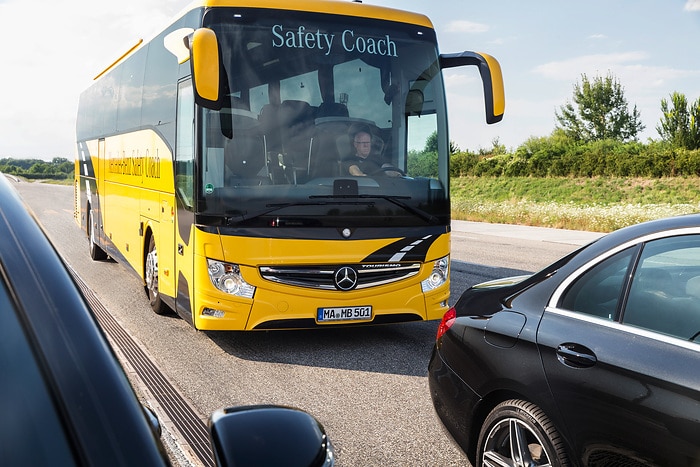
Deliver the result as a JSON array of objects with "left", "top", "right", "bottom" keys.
[{"left": 344, "top": 128, "right": 400, "bottom": 177}]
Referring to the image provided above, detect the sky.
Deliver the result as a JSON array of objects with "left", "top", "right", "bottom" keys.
[{"left": 1, "top": 0, "right": 699, "bottom": 160}]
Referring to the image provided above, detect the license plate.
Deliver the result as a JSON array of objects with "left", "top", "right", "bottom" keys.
[{"left": 317, "top": 306, "right": 372, "bottom": 322}]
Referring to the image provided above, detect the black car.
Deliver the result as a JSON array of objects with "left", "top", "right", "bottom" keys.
[
  {"left": 0, "top": 174, "right": 334, "bottom": 466},
  {"left": 429, "top": 214, "right": 700, "bottom": 466}
]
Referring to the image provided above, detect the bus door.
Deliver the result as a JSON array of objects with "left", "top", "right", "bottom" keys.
[
  {"left": 173, "top": 79, "right": 196, "bottom": 325},
  {"left": 97, "top": 138, "right": 106, "bottom": 239}
]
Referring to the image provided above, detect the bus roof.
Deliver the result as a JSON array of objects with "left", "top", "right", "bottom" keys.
[
  {"left": 94, "top": 0, "right": 434, "bottom": 82},
  {"left": 190, "top": 0, "right": 434, "bottom": 28}
]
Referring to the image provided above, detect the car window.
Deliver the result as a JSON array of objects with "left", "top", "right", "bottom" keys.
[
  {"left": 0, "top": 279, "right": 77, "bottom": 466},
  {"left": 623, "top": 235, "right": 700, "bottom": 342},
  {"left": 559, "top": 247, "right": 635, "bottom": 320}
]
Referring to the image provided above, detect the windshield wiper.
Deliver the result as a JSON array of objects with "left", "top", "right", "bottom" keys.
[
  {"left": 310, "top": 194, "right": 440, "bottom": 225},
  {"left": 223, "top": 199, "right": 376, "bottom": 225}
]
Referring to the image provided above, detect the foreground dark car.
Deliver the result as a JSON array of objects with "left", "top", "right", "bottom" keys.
[
  {"left": 429, "top": 214, "right": 700, "bottom": 466},
  {"left": 0, "top": 175, "right": 333, "bottom": 466}
]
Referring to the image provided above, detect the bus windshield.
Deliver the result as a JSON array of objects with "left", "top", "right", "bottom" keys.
[{"left": 197, "top": 8, "right": 449, "bottom": 228}]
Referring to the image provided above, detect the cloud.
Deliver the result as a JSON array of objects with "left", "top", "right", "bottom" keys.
[
  {"left": 588, "top": 34, "right": 607, "bottom": 40},
  {"left": 533, "top": 52, "right": 650, "bottom": 80},
  {"left": 532, "top": 50, "right": 700, "bottom": 123},
  {"left": 446, "top": 20, "right": 489, "bottom": 34},
  {"left": 685, "top": 0, "right": 700, "bottom": 11},
  {"left": 0, "top": 0, "right": 184, "bottom": 158},
  {"left": 532, "top": 52, "right": 700, "bottom": 97}
]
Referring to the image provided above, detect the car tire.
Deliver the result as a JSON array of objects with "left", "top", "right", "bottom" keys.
[
  {"left": 477, "top": 399, "right": 569, "bottom": 467},
  {"left": 89, "top": 209, "right": 108, "bottom": 261},
  {"left": 145, "top": 236, "right": 169, "bottom": 315}
]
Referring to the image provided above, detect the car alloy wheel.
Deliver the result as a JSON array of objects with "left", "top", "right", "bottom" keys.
[{"left": 477, "top": 399, "right": 569, "bottom": 467}]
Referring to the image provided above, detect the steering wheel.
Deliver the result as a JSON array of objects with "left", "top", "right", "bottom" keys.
[{"left": 371, "top": 166, "right": 406, "bottom": 177}]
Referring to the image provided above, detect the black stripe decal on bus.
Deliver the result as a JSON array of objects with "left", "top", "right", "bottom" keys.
[{"left": 361, "top": 235, "right": 437, "bottom": 263}]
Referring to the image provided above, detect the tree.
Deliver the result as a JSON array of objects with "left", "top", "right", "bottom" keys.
[
  {"left": 29, "top": 162, "right": 56, "bottom": 174},
  {"left": 556, "top": 73, "right": 645, "bottom": 142},
  {"left": 424, "top": 131, "right": 438, "bottom": 153},
  {"left": 693, "top": 100, "right": 700, "bottom": 150},
  {"left": 657, "top": 92, "right": 700, "bottom": 149},
  {"left": 424, "top": 131, "right": 459, "bottom": 154}
]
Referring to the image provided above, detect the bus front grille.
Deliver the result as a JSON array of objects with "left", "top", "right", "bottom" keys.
[{"left": 259, "top": 263, "right": 421, "bottom": 291}]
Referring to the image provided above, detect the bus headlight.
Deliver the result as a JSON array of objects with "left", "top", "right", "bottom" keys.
[
  {"left": 207, "top": 259, "right": 256, "bottom": 298},
  {"left": 421, "top": 255, "right": 449, "bottom": 292}
]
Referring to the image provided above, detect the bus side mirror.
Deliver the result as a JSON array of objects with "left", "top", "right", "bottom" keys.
[
  {"left": 189, "top": 28, "right": 223, "bottom": 110},
  {"left": 208, "top": 405, "right": 335, "bottom": 467},
  {"left": 439, "top": 51, "right": 505, "bottom": 124}
]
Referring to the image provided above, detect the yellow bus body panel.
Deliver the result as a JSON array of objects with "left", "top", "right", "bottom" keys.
[
  {"left": 190, "top": 232, "right": 450, "bottom": 330},
  {"left": 100, "top": 130, "right": 176, "bottom": 298}
]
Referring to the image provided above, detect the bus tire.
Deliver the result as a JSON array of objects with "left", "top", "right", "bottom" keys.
[
  {"left": 145, "top": 235, "right": 169, "bottom": 315},
  {"left": 89, "top": 209, "right": 108, "bottom": 261}
]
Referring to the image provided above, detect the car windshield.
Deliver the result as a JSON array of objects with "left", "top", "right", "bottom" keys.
[{"left": 197, "top": 8, "right": 449, "bottom": 228}]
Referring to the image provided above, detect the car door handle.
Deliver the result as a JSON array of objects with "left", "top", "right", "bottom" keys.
[{"left": 556, "top": 343, "right": 597, "bottom": 368}]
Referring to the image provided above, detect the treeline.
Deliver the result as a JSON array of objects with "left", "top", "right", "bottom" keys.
[
  {"left": 407, "top": 129, "right": 700, "bottom": 179},
  {"left": 7, "top": 138, "right": 700, "bottom": 181},
  {"left": 0, "top": 157, "right": 73, "bottom": 180},
  {"left": 449, "top": 133, "right": 700, "bottom": 178},
  {"left": 410, "top": 75, "right": 700, "bottom": 179}
]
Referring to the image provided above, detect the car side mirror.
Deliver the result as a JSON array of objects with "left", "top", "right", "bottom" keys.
[
  {"left": 142, "top": 404, "right": 162, "bottom": 439},
  {"left": 208, "top": 405, "right": 335, "bottom": 467}
]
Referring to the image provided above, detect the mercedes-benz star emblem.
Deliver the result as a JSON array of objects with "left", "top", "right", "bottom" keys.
[{"left": 334, "top": 266, "right": 358, "bottom": 291}]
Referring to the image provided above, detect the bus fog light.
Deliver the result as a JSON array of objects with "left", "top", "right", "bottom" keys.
[
  {"left": 202, "top": 308, "right": 226, "bottom": 318},
  {"left": 207, "top": 259, "right": 256, "bottom": 298},
  {"left": 421, "top": 255, "right": 449, "bottom": 292}
]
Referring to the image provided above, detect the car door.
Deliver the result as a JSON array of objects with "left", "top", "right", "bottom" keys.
[
  {"left": 0, "top": 278, "right": 77, "bottom": 466},
  {"left": 537, "top": 233, "right": 700, "bottom": 465}
]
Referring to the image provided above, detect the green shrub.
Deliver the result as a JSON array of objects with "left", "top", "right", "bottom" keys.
[{"left": 447, "top": 134, "right": 700, "bottom": 178}]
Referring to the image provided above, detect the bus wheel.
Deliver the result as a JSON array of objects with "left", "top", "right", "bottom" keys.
[
  {"left": 89, "top": 209, "right": 107, "bottom": 261},
  {"left": 145, "top": 236, "right": 169, "bottom": 315}
]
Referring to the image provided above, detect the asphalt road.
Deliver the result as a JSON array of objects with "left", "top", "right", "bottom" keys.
[{"left": 10, "top": 179, "right": 602, "bottom": 466}]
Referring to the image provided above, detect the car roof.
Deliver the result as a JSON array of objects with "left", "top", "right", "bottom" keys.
[
  {"left": 573, "top": 213, "right": 700, "bottom": 260},
  {"left": 606, "top": 213, "right": 700, "bottom": 241}
]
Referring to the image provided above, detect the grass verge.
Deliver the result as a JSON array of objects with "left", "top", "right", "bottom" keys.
[{"left": 451, "top": 177, "right": 700, "bottom": 232}]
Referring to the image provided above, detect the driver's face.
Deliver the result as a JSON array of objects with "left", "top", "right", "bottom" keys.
[{"left": 353, "top": 132, "right": 372, "bottom": 158}]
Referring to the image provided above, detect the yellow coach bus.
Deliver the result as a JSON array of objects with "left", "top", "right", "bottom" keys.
[{"left": 75, "top": 0, "right": 504, "bottom": 331}]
